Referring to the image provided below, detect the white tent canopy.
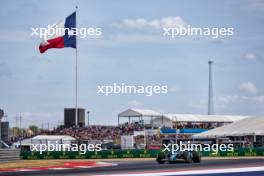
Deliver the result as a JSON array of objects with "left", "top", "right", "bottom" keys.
[
  {"left": 31, "top": 135, "right": 76, "bottom": 141},
  {"left": 152, "top": 116, "right": 173, "bottom": 128},
  {"left": 164, "top": 114, "right": 249, "bottom": 123},
  {"left": 13, "top": 138, "right": 32, "bottom": 147},
  {"left": 118, "top": 109, "right": 163, "bottom": 125},
  {"left": 118, "top": 108, "right": 251, "bottom": 126},
  {"left": 151, "top": 114, "right": 249, "bottom": 127},
  {"left": 30, "top": 135, "right": 76, "bottom": 146},
  {"left": 13, "top": 135, "right": 76, "bottom": 148},
  {"left": 193, "top": 117, "right": 264, "bottom": 138},
  {"left": 118, "top": 109, "right": 162, "bottom": 117}
]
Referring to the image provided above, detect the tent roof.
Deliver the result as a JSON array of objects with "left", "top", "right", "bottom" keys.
[
  {"left": 118, "top": 109, "right": 162, "bottom": 117},
  {"left": 32, "top": 135, "right": 76, "bottom": 141},
  {"left": 13, "top": 138, "right": 32, "bottom": 146},
  {"left": 164, "top": 114, "right": 249, "bottom": 123},
  {"left": 193, "top": 117, "right": 264, "bottom": 138},
  {"left": 13, "top": 135, "right": 76, "bottom": 146}
]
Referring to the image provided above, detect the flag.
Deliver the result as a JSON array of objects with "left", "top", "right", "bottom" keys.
[{"left": 39, "top": 12, "right": 76, "bottom": 53}]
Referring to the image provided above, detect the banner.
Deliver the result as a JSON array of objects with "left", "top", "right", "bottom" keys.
[{"left": 21, "top": 147, "right": 264, "bottom": 160}]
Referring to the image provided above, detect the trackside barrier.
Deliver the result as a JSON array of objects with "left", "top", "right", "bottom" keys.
[
  {"left": 20, "top": 147, "right": 264, "bottom": 159},
  {"left": 201, "top": 147, "right": 264, "bottom": 157},
  {"left": 20, "top": 149, "right": 160, "bottom": 160},
  {"left": 0, "top": 149, "right": 21, "bottom": 162}
]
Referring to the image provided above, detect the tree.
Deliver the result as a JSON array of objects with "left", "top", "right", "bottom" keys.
[{"left": 29, "top": 125, "right": 39, "bottom": 134}]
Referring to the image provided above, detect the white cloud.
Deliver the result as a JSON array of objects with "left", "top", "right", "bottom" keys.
[
  {"left": 218, "top": 96, "right": 240, "bottom": 104},
  {"left": 217, "top": 95, "right": 264, "bottom": 105},
  {"left": 98, "top": 16, "right": 217, "bottom": 45},
  {"left": 168, "top": 86, "right": 178, "bottom": 93},
  {"left": 239, "top": 82, "right": 258, "bottom": 94},
  {"left": 127, "top": 100, "right": 143, "bottom": 107},
  {"left": 217, "top": 82, "right": 263, "bottom": 109},
  {"left": 243, "top": 53, "right": 257, "bottom": 61},
  {"left": 113, "top": 16, "right": 187, "bottom": 30},
  {"left": 87, "top": 31, "right": 194, "bottom": 46},
  {"left": 111, "top": 33, "right": 165, "bottom": 43}
]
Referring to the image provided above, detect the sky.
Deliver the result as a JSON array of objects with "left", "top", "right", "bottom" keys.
[{"left": 0, "top": 0, "right": 264, "bottom": 128}]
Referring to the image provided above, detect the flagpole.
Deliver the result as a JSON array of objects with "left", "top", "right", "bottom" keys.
[{"left": 75, "top": 6, "right": 78, "bottom": 128}]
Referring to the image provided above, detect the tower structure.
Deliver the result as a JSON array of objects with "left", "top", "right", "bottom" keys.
[{"left": 208, "top": 61, "right": 214, "bottom": 115}]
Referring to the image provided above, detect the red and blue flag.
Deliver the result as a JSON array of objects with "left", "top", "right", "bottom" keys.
[{"left": 39, "top": 12, "right": 76, "bottom": 53}]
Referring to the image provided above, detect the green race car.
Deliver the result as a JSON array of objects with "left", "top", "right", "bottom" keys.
[
  {"left": 156, "top": 150, "right": 201, "bottom": 164},
  {"left": 156, "top": 138, "right": 201, "bottom": 164}
]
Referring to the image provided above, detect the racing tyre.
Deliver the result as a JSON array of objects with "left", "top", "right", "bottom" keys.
[
  {"left": 156, "top": 153, "right": 166, "bottom": 164},
  {"left": 183, "top": 151, "right": 192, "bottom": 163},
  {"left": 192, "top": 151, "right": 201, "bottom": 163}
]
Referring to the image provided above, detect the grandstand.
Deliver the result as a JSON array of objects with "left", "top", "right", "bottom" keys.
[
  {"left": 9, "top": 108, "right": 258, "bottom": 150},
  {"left": 152, "top": 114, "right": 248, "bottom": 128},
  {"left": 118, "top": 108, "right": 249, "bottom": 128},
  {"left": 115, "top": 108, "right": 252, "bottom": 148}
]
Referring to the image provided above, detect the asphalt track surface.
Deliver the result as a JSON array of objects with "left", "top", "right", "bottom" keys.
[{"left": 1, "top": 158, "right": 264, "bottom": 176}]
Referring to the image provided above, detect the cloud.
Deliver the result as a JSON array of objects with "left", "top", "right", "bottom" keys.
[
  {"left": 239, "top": 82, "right": 258, "bottom": 94},
  {"left": 98, "top": 16, "right": 227, "bottom": 45},
  {"left": 216, "top": 82, "right": 262, "bottom": 111},
  {"left": 113, "top": 16, "right": 187, "bottom": 30},
  {"left": 168, "top": 86, "right": 178, "bottom": 93},
  {"left": 217, "top": 95, "right": 264, "bottom": 105},
  {"left": 218, "top": 96, "right": 240, "bottom": 104},
  {"left": 86, "top": 31, "right": 195, "bottom": 46},
  {"left": 106, "top": 16, "right": 229, "bottom": 45},
  {"left": 243, "top": 53, "right": 257, "bottom": 61},
  {"left": 127, "top": 100, "right": 143, "bottom": 107}
]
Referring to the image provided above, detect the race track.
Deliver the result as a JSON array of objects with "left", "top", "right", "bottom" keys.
[{"left": 1, "top": 158, "right": 264, "bottom": 176}]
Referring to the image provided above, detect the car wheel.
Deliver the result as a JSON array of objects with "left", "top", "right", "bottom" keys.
[
  {"left": 186, "top": 155, "right": 192, "bottom": 163},
  {"left": 157, "top": 159, "right": 166, "bottom": 164},
  {"left": 156, "top": 153, "right": 166, "bottom": 164},
  {"left": 192, "top": 151, "right": 201, "bottom": 163},
  {"left": 183, "top": 151, "right": 192, "bottom": 163}
]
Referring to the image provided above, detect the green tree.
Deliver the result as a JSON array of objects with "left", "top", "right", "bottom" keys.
[{"left": 29, "top": 125, "right": 39, "bottom": 134}]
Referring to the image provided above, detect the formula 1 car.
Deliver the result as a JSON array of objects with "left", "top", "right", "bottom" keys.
[
  {"left": 156, "top": 150, "right": 201, "bottom": 164},
  {"left": 156, "top": 138, "right": 201, "bottom": 164}
]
